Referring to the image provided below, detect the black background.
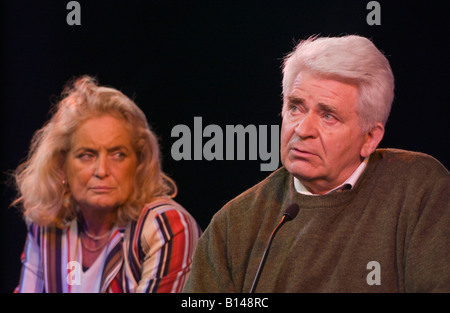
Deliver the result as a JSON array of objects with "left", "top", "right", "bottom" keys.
[{"left": 1, "top": 0, "right": 448, "bottom": 292}]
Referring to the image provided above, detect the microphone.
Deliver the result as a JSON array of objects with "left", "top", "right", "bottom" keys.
[{"left": 249, "top": 203, "right": 300, "bottom": 293}]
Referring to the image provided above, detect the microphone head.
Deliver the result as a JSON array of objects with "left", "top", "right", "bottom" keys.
[{"left": 283, "top": 203, "right": 300, "bottom": 221}]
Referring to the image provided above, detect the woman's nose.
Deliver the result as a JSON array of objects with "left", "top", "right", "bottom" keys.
[{"left": 94, "top": 154, "right": 109, "bottom": 178}]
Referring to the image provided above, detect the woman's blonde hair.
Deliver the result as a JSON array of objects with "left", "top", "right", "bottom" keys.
[{"left": 12, "top": 75, "right": 177, "bottom": 227}]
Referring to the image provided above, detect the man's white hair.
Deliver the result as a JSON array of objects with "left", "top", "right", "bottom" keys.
[{"left": 282, "top": 35, "right": 394, "bottom": 133}]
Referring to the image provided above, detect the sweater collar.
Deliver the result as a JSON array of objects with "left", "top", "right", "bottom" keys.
[{"left": 293, "top": 157, "right": 369, "bottom": 195}]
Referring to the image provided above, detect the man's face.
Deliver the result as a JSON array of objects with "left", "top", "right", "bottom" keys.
[{"left": 280, "top": 72, "right": 370, "bottom": 194}]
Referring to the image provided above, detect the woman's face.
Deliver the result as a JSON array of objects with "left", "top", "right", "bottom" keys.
[{"left": 65, "top": 115, "right": 137, "bottom": 213}]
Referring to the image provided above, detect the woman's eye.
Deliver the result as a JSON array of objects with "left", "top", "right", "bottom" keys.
[
  {"left": 78, "top": 153, "right": 94, "bottom": 162},
  {"left": 111, "top": 152, "right": 126, "bottom": 161}
]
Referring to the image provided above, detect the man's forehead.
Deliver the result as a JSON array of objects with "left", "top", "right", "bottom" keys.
[{"left": 289, "top": 73, "right": 358, "bottom": 104}]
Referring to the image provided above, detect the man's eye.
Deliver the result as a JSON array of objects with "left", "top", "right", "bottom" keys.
[
  {"left": 289, "top": 104, "right": 302, "bottom": 114},
  {"left": 323, "top": 113, "right": 338, "bottom": 123}
]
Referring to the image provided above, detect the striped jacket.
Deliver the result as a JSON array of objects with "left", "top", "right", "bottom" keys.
[{"left": 16, "top": 197, "right": 201, "bottom": 293}]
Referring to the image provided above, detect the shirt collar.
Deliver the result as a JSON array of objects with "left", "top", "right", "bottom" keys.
[{"left": 293, "top": 157, "right": 369, "bottom": 196}]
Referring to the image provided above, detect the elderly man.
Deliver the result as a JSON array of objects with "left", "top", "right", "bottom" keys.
[{"left": 183, "top": 35, "right": 450, "bottom": 292}]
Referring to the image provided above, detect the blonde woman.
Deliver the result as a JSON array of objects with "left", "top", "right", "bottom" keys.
[{"left": 13, "top": 76, "right": 201, "bottom": 292}]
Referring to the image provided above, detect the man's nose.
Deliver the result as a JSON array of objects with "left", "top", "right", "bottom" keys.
[{"left": 294, "top": 112, "right": 318, "bottom": 139}]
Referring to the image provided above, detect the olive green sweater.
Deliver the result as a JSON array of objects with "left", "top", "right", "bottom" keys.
[{"left": 183, "top": 149, "right": 450, "bottom": 292}]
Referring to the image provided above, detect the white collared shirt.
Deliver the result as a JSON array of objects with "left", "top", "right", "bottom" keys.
[{"left": 294, "top": 157, "right": 369, "bottom": 195}]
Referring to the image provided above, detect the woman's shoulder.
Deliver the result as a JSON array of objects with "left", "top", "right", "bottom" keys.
[
  {"left": 25, "top": 219, "right": 75, "bottom": 237},
  {"left": 136, "top": 196, "right": 200, "bottom": 237},
  {"left": 140, "top": 196, "right": 192, "bottom": 219}
]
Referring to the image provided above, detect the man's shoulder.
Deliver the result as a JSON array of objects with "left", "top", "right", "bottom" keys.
[
  {"left": 371, "top": 148, "right": 449, "bottom": 179},
  {"left": 375, "top": 148, "right": 447, "bottom": 169},
  {"left": 216, "top": 167, "right": 291, "bottom": 219}
]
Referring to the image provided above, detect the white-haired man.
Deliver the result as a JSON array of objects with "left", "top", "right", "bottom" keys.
[{"left": 183, "top": 35, "right": 449, "bottom": 292}]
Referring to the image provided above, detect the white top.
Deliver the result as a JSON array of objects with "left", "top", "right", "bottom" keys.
[
  {"left": 69, "top": 239, "right": 109, "bottom": 293},
  {"left": 294, "top": 157, "right": 369, "bottom": 195}
]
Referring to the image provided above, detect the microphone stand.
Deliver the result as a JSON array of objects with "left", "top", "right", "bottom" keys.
[{"left": 249, "top": 204, "right": 299, "bottom": 293}]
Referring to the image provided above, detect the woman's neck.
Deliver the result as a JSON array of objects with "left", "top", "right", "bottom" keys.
[{"left": 79, "top": 206, "right": 115, "bottom": 236}]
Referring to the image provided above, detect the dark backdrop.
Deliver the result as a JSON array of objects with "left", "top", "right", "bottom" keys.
[{"left": 1, "top": 0, "right": 448, "bottom": 292}]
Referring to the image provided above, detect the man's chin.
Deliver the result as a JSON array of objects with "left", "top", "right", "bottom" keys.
[{"left": 284, "top": 160, "right": 322, "bottom": 180}]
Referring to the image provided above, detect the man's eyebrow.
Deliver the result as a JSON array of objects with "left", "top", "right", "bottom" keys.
[
  {"left": 287, "top": 96, "right": 305, "bottom": 105},
  {"left": 317, "top": 102, "right": 339, "bottom": 113}
]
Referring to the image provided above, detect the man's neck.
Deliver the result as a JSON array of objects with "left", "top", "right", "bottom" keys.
[{"left": 294, "top": 157, "right": 369, "bottom": 195}]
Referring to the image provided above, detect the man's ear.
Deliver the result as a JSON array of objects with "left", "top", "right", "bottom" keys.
[{"left": 360, "top": 123, "right": 385, "bottom": 158}]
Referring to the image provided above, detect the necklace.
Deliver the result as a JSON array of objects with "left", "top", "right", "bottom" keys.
[
  {"left": 83, "top": 228, "right": 111, "bottom": 241},
  {"left": 80, "top": 234, "right": 109, "bottom": 252},
  {"left": 80, "top": 226, "right": 111, "bottom": 252}
]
